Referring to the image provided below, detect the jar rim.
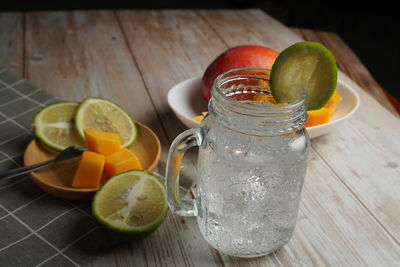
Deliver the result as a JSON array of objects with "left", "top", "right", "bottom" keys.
[
  {"left": 208, "top": 67, "right": 307, "bottom": 136},
  {"left": 212, "top": 67, "right": 306, "bottom": 115}
]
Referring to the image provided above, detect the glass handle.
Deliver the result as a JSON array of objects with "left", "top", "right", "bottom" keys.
[{"left": 166, "top": 128, "right": 202, "bottom": 217}]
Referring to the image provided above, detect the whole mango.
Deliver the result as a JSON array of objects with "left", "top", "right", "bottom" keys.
[{"left": 202, "top": 45, "right": 279, "bottom": 101}]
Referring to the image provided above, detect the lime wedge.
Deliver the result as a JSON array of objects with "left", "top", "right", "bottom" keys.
[
  {"left": 92, "top": 170, "right": 169, "bottom": 239},
  {"left": 75, "top": 97, "right": 137, "bottom": 148},
  {"left": 32, "top": 102, "right": 85, "bottom": 151},
  {"left": 270, "top": 42, "right": 338, "bottom": 110}
]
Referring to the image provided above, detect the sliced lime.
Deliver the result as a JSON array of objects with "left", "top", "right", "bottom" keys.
[
  {"left": 32, "top": 101, "right": 85, "bottom": 151},
  {"left": 92, "top": 170, "right": 169, "bottom": 239},
  {"left": 75, "top": 97, "right": 137, "bottom": 148},
  {"left": 270, "top": 42, "right": 338, "bottom": 110}
]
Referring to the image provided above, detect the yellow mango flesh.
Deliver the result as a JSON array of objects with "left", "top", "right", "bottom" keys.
[
  {"left": 103, "top": 148, "right": 143, "bottom": 182},
  {"left": 305, "top": 91, "right": 342, "bottom": 127},
  {"left": 305, "top": 107, "right": 331, "bottom": 127},
  {"left": 84, "top": 129, "right": 121, "bottom": 156},
  {"left": 192, "top": 115, "right": 204, "bottom": 122},
  {"left": 72, "top": 151, "right": 105, "bottom": 188},
  {"left": 324, "top": 90, "right": 342, "bottom": 115}
]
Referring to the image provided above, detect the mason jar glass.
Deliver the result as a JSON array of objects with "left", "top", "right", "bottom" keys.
[{"left": 166, "top": 68, "right": 310, "bottom": 257}]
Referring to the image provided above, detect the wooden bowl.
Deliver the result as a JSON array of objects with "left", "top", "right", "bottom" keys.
[{"left": 23, "top": 121, "right": 161, "bottom": 201}]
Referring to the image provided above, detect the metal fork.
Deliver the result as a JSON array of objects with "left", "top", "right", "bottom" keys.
[{"left": 0, "top": 145, "right": 86, "bottom": 180}]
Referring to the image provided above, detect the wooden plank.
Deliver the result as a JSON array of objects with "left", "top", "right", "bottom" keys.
[
  {"left": 25, "top": 10, "right": 218, "bottom": 266},
  {"left": 291, "top": 28, "right": 398, "bottom": 115},
  {"left": 116, "top": 9, "right": 227, "bottom": 142},
  {"left": 292, "top": 150, "right": 400, "bottom": 266},
  {"left": 196, "top": 9, "right": 302, "bottom": 50},
  {"left": 89, "top": 216, "right": 221, "bottom": 267},
  {"left": 0, "top": 13, "right": 24, "bottom": 76},
  {"left": 199, "top": 7, "right": 400, "bottom": 242},
  {"left": 312, "top": 73, "right": 400, "bottom": 241}
]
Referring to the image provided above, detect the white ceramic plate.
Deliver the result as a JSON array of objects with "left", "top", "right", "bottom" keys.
[{"left": 167, "top": 76, "right": 360, "bottom": 139}]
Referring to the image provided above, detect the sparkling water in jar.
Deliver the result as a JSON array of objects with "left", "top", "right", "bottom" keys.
[{"left": 166, "top": 68, "right": 310, "bottom": 258}]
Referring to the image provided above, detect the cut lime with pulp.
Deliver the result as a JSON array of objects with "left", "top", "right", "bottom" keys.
[
  {"left": 32, "top": 101, "right": 85, "bottom": 151},
  {"left": 270, "top": 42, "right": 338, "bottom": 110},
  {"left": 75, "top": 97, "right": 137, "bottom": 148},
  {"left": 92, "top": 170, "right": 169, "bottom": 239}
]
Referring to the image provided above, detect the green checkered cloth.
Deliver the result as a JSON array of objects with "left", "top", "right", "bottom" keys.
[{"left": 0, "top": 67, "right": 119, "bottom": 266}]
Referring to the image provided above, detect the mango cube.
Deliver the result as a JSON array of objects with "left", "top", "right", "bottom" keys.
[
  {"left": 192, "top": 115, "right": 204, "bottom": 122},
  {"left": 324, "top": 91, "right": 342, "bottom": 115},
  {"left": 84, "top": 129, "right": 121, "bottom": 155},
  {"left": 72, "top": 151, "right": 105, "bottom": 188},
  {"left": 305, "top": 107, "right": 331, "bottom": 127},
  {"left": 305, "top": 91, "right": 342, "bottom": 127},
  {"left": 103, "top": 148, "right": 142, "bottom": 181}
]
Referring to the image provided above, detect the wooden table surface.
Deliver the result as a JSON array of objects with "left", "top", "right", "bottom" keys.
[{"left": 1, "top": 9, "right": 400, "bottom": 266}]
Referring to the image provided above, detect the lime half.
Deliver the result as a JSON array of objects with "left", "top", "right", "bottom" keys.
[
  {"left": 92, "top": 170, "right": 169, "bottom": 239},
  {"left": 270, "top": 42, "right": 338, "bottom": 110},
  {"left": 75, "top": 97, "right": 137, "bottom": 148},
  {"left": 32, "top": 101, "right": 85, "bottom": 151}
]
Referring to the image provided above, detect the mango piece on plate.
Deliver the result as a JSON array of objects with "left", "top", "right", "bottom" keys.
[
  {"left": 84, "top": 129, "right": 121, "bottom": 155},
  {"left": 192, "top": 112, "right": 208, "bottom": 122},
  {"left": 72, "top": 151, "right": 105, "bottom": 188},
  {"left": 305, "top": 107, "right": 331, "bottom": 127},
  {"left": 103, "top": 148, "right": 143, "bottom": 181},
  {"left": 192, "top": 115, "right": 204, "bottom": 122},
  {"left": 324, "top": 91, "right": 342, "bottom": 115},
  {"left": 305, "top": 91, "right": 342, "bottom": 127}
]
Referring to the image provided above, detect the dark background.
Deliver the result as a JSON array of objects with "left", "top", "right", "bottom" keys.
[{"left": 2, "top": 0, "right": 399, "bottom": 101}]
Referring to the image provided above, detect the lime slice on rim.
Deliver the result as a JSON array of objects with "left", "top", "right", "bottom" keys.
[
  {"left": 32, "top": 101, "right": 85, "bottom": 151},
  {"left": 270, "top": 41, "right": 338, "bottom": 110},
  {"left": 92, "top": 170, "right": 169, "bottom": 239},
  {"left": 75, "top": 97, "right": 137, "bottom": 148}
]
